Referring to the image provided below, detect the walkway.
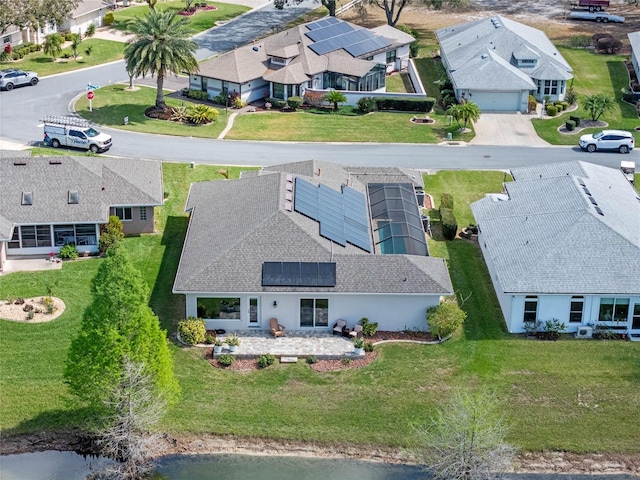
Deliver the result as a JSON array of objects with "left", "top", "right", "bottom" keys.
[{"left": 1, "top": 256, "right": 62, "bottom": 276}]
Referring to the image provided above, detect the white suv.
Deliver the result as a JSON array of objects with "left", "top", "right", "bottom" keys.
[{"left": 579, "top": 130, "right": 634, "bottom": 154}]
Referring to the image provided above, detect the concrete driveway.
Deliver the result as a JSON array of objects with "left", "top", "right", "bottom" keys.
[{"left": 470, "top": 111, "right": 550, "bottom": 147}]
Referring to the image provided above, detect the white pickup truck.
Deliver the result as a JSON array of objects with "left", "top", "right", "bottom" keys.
[{"left": 43, "top": 117, "right": 112, "bottom": 153}]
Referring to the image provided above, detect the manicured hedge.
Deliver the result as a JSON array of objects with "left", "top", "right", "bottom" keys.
[
  {"left": 265, "top": 97, "right": 287, "bottom": 109},
  {"left": 287, "top": 96, "right": 302, "bottom": 109},
  {"left": 374, "top": 97, "right": 436, "bottom": 112},
  {"left": 565, "top": 120, "right": 575, "bottom": 131},
  {"left": 569, "top": 115, "right": 580, "bottom": 127},
  {"left": 440, "top": 193, "right": 454, "bottom": 212},
  {"left": 545, "top": 105, "right": 558, "bottom": 116},
  {"left": 440, "top": 208, "right": 458, "bottom": 241}
]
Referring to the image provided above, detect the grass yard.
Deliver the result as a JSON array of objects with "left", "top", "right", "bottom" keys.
[
  {"left": 76, "top": 84, "right": 229, "bottom": 139},
  {"left": 0, "top": 39, "right": 123, "bottom": 77},
  {"left": 1, "top": 168, "right": 638, "bottom": 453},
  {"left": 110, "top": 1, "right": 249, "bottom": 34},
  {"left": 532, "top": 46, "right": 640, "bottom": 145}
]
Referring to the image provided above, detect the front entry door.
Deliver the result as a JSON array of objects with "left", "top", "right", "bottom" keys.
[{"left": 249, "top": 297, "right": 260, "bottom": 327}]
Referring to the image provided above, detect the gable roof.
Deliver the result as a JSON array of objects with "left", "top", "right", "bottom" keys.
[
  {"left": 71, "top": 0, "right": 108, "bottom": 18},
  {"left": 173, "top": 161, "right": 451, "bottom": 295},
  {"left": 0, "top": 157, "right": 163, "bottom": 239},
  {"left": 451, "top": 48, "right": 535, "bottom": 90},
  {"left": 471, "top": 161, "right": 640, "bottom": 295},
  {"left": 436, "top": 15, "right": 572, "bottom": 90},
  {"left": 198, "top": 18, "right": 412, "bottom": 85}
]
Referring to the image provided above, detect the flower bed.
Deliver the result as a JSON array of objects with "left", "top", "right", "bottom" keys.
[{"left": 178, "top": 4, "right": 217, "bottom": 15}]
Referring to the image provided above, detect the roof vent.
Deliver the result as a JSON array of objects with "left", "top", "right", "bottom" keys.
[
  {"left": 68, "top": 190, "right": 79, "bottom": 204},
  {"left": 578, "top": 178, "right": 586, "bottom": 187},
  {"left": 583, "top": 187, "right": 591, "bottom": 196},
  {"left": 481, "top": 54, "right": 488, "bottom": 59},
  {"left": 13, "top": 161, "right": 27, "bottom": 166},
  {"left": 284, "top": 201, "right": 292, "bottom": 212},
  {"left": 252, "top": 46, "right": 259, "bottom": 51},
  {"left": 22, "top": 192, "right": 33, "bottom": 205},
  {"left": 595, "top": 206, "right": 604, "bottom": 216},
  {"left": 49, "top": 159, "right": 62, "bottom": 165},
  {"left": 589, "top": 197, "right": 597, "bottom": 206}
]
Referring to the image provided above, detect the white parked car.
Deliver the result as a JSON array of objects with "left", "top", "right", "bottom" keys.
[
  {"left": 0, "top": 69, "right": 39, "bottom": 90},
  {"left": 579, "top": 130, "right": 634, "bottom": 154}
]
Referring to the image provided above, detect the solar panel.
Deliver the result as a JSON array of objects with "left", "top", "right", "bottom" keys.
[
  {"left": 261, "top": 262, "right": 337, "bottom": 287},
  {"left": 306, "top": 22, "right": 353, "bottom": 42},
  {"left": 319, "top": 184, "right": 346, "bottom": 245},
  {"left": 294, "top": 177, "right": 319, "bottom": 219}
]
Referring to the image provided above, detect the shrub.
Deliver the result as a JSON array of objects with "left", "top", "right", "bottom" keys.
[
  {"left": 596, "top": 36, "right": 622, "bottom": 54},
  {"left": 374, "top": 97, "right": 436, "bottom": 112},
  {"left": 357, "top": 96, "right": 377, "bottom": 113},
  {"left": 58, "top": 243, "right": 78, "bottom": 260},
  {"left": 439, "top": 193, "right": 454, "bottom": 212},
  {"left": 177, "top": 317, "right": 206, "bottom": 345},
  {"left": 565, "top": 86, "right": 578, "bottom": 105},
  {"left": 528, "top": 95, "right": 537, "bottom": 113},
  {"left": 171, "top": 105, "right": 189, "bottom": 122},
  {"left": 233, "top": 96, "right": 244, "bottom": 109},
  {"left": 569, "top": 115, "right": 580, "bottom": 127},
  {"left": 536, "top": 318, "right": 566, "bottom": 341},
  {"left": 218, "top": 354, "right": 235, "bottom": 367},
  {"left": 352, "top": 337, "right": 365, "bottom": 349},
  {"left": 257, "top": 353, "right": 276, "bottom": 368},
  {"left": 187, "top": 89, "right": 208, "bottom": 100},
  {"left": 43, "top": 296, "right": 57, "bottom": 314},
  {"left": 565, "top": 120, "right": 575, "bottom": 131},
  {"left": 64, "top": 31, "right": 73, "bottom": 41},
  {"left": 545, "top": 105, "right": 558, "bottom": 116},
  {"left": 303, "top": 91, "right": 326, "bottom": 108},
  {"left": 225, "top": 334, "right": 240, "bottom": 347},
  {"left": 554, "top": 101, "right": 564, "bottom": 111},
  {"left": 440, "top": 207, "right": 458, "bottom": 240},
  {"left": 265, "top": 97, "right": 287, "bottom": 109},
  {"left": 570, "top": 34, "right": 591, "bottom": 48},
  {"left": 396, "top": 24, "right": 419, "bottom": 57},
  {"left": 104, "top": 12, "right": 115, "bottom": 26},
  {"left": 85, "top": 24, "right": 96, "bottom": 38},
  {"left": 85, "top": 45, "right": 93, "bottom": 56},
  {"left": 364, "top": 342, "right": 374, "bottom": 352},
  {"left": 306, "top": 355, "right": 318, "bottom": 364},
  {"left": 0, "top": 51, "right": 10, "bottom": 61},
  {"left": 561, "top": 101, "right": 569, "bottom": 110},
  {"left": 341, "top": 357, "right": 351, "bottom": 366},
  {"left": 99, "top": 215, "right": 124, "bottom": 253},
  {"left": 204, "top": 333, "right": 215, "bottom": 344},
  {"left": 360, "top": 317, "right": 378, "bottom": 337},
  {"left": 426, "top": 298, "right": 466, "bottom": 340},
  {"left": 187, "top": 104, "right": 218, "bottom": 124},
  {"left": 286, "top": 96, "right": 302, "bottom": 109}
]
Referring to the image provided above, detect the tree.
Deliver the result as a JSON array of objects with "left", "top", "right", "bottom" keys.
[
  {"left": 92, "top": 359, "right": 166, "bottom": 480},
  {"left": 413, "top": 390, "right": 516, "bottom": 480},
  {"left": 98, "top": 215, "right": 125, "bottom": 254},
  {"left": 43, "top": 32, "right": 63, "bottom": 60},
  {"left": 324, "top": 90, "right": 347, "bottom": 110},
  {"left": 446, "top": 100, "right": 481, "bottom": 130},
  {"left": 426, "top": 297, "right": 466, "bottom": 340},
  {"left": 124, "top": 10, "right": 199, "bottom": 111},
  {"left": 583, "top": 93, "right": 615, "bottom": 121},
  {"left": 7, "top": 0, "right": 79, "bottom": 39},
  {"left": 64, "top": 245, "right": 180, "bottom": 413},
  {"left": 273, "top": 0, "right": 337, "bottom": 17},
  {"left": 70, "top": 33, "right": 82, "bottom": 59},
  {"left": 370, "top": 0, "right": 470, "bottom": 27}
]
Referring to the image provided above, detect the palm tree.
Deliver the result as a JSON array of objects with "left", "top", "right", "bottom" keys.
[
  {"left": 43, "top": 33, "right": 63, "bottom": 60},
  {"left": 324, "top": 90, "right": 347, "bottom": 110},
  {"left": 70, "top": 34, "right": 81, "bottom": 59},
  {"left": 124, "top": 10, "right": 199, "bottom": 111},
  {"left": 447, "top": 100, "right": 480, "bottom": 129},
  {"left": 583, "top": 93, "right": 615, "bottom": 121}
]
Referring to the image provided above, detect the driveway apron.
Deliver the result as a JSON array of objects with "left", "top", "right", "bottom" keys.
[{"left": 470, "top": 112, "right": 550, "bottom": 147}]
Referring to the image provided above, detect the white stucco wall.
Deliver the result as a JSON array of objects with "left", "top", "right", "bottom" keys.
[{"left": 185, "top": 292, "right": 443, "bottom": 332}]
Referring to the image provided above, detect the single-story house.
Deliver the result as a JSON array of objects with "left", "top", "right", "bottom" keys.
[
  {"left": 0, "top": 156, "right": 163, "bottom": 272},
  {"left": 173, "top": 160, "right": 453, "bottom": 333},
  {"left": 59, "top": 0, "right": 111, "bottom": 36},
  {"left": 190, "top": 17, "right": 416, "bottom": 104},
  {"left": 471, "top": 161, "right": 640, "bottom": 337},
  {"left": 435, "top": 16, "right": 573, "bottom": 112},
  {"left": 1, "top": 25, "right": 24, "bottom": 49},
  {"left": 628, "top": 31, "right": 640, "bottom": 85}
]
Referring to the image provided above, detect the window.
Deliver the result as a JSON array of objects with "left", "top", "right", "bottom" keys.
[
  {"left": 22, "top": 192, "right": 33, "bottom": 205},
  {"left": 35, "top": 225, "right": 52, "bottom": 247},
  {"left": 598, "top": 298, "right": 630, "bottom": 322},
  {"left": 300, "top": 298, "right": 329, "bottom": 327},
  {"left": 139, "top": 206, "right": 147, "bottom": 221},
  {"left": 114, "top": 207, "right": 132, "bottom": 221},
  {"left": 75, "top": 224, "right": 97, "bottom": 245},
  {"left": 386, "top": 50, "right": 397, "bottom": 64},
  {"left": 543, "top": 80, "right": 551, "bottom": 95},
  {"left": 20, "top": 226, "right": 36, "bottom": 248},
  {"left": 632, "top": 304, "right": 640, "bottom": 330},
  {"left": 68, "top": 190, "right": 79, "bottom": 204},
  {"left": 8, "top": 228, "right": 20, "bottom": 249},
  {"left": 196, "top": 297, "right": 240, "bottom": 319},
  {"left": 569, "top": 296, "right": 584, "bottom": 323},
  {"left": 523, "top": 296, "right": 538, "bottom": 323},
  {"left": 273, "top": 83, "right": 284, "bottom": 99},
  {"left": 2, "top": 36, "right": 10, "bottom": 44},
  {"left": 551, "top": 80, "right": 558, "bottom": 95}
]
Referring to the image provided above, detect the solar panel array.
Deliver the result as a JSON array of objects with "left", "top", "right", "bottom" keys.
[
  {"left": 294, "top": 177, "right": 371, "bottom": 252},
  {"left": 305, "top": 18, "right": 392, "bottom": 57},
  {"left": 262, "top": 262, "right": 336, "bottom": 287}
]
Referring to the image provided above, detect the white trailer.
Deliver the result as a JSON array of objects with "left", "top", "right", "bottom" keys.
[{"left": 568, "top": 10, "right": 625, "bottom": 23}]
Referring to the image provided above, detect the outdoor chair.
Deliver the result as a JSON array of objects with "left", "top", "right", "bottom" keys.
[
  {"left": 349, "top": 324, "right": 363, "bottom": 339},
  {"left": 332, "top": 319, "right": 347, "bottom": 336},
  {"left": 270, "top": 317, "right": 286, "bottom": 337}
]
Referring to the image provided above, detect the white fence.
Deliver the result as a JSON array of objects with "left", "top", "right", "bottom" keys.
[
  {"left": 304, "top": 88, "right": 428, "bottom": 106},
  {"left": 407, "top": 58, "right": 427, "bottom": 95}
]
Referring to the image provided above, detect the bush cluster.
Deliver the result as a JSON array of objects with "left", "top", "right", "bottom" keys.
[
  {"left": 58, "top": 243, "right": 78, "bottom": 260},
  {"left": 104, "top": 12, "right": 115, "bottom": 25},
  {"left": 569, "top": 115, "right": 580, "bottom": 127},
  {"left": 218, "top": 354, "right": 235, "bottom": 367},
  {"left": 187, "top": 89, "right": 208, "bottom": 101},
  {"left": 528, "top": 95, "right": 537, "bottom": 113},
  {"left": 306, "top": 355, "right": 318, "bottom": 364},
  {"left": 257, "top": 353, "right": 276, "bottom": 368},
  {"left": 360, "top": 317, "right": 378, "bottom": 337},
  {"left": 426, "top": 297, "right": 466, "bottom": 340},
  {"left": 565, "top": 120, "right": 575, "bottom": 131},
  {"left": 375, "top": 97, "right": 436, "bottom": 112},
  {"left": 439, "top": 193, "right": 454, "bottom": 212},
  {"left": 265, "top": 97, "right": 287, "bottom": 109},
  {"left": 286, "top": 96, "right": 302, "bottom": 109},
  {"left": 357, "top": 96, "right": 377, "bottom": 113},
  {"left": 545, "top": 105, "right": 558, "bottom": 116},
  {"left": 99, "top": 215, "right": 124, "bottom": 254},
  {"left": 177, "top": 317, "right": 206, "bottom": 345},
  {"left": 303, "top": 91, "right": 326, "bottom": 108},
  {"left": 440, "top": 208, "right": 457, "bottom": 240}
]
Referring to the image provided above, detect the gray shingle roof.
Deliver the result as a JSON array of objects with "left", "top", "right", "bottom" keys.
[
  {"left": 0, "top": 157, "right": 163, "bottom": 239},
  {"left": 450, "top": 48, "right": 535, "bottom": 90},
  {"left": 173, "top": 163, "right": 452, "bottom": 295},
  {"left": 71, "top": 0, "right": 107, "bottom": 18},
  {"left": 436, "top": 15, "right": 572, "bottom": 90},
  {"left": 471, "top": 161, "right": 640, "bottom": 294}
]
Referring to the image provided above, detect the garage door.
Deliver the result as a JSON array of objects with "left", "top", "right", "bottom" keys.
[{"left": 469, "top": 91, "right": 521, "bottom": 112}]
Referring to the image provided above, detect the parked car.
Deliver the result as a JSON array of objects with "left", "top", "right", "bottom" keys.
[
  {"left": 0, "top": 69, "right": 39, "bottom": 91},
  {"left": 579, "top": 130, "right": 634, "bottom": 153}
]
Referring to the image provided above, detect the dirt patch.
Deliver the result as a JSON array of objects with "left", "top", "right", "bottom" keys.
[{"left": 0, "top": 296, "right": 66, "bottom": 323}]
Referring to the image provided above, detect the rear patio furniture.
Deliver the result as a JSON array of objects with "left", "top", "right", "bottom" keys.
[
  {"left": 349, "top": 324, "right": 363, "bottom": 338},
  {"left": 270, "top": 317, "right": 286, "bottom": 337},
  {"left": 332, "top": 319, "right": 347, "bottom": 336}
]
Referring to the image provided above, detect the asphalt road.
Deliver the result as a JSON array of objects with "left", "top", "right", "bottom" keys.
[{"left": 0, "top": 1, "right": 636, "bottom": 171}]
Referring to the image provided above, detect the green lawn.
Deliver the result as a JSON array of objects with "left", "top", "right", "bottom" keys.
[
  {"left": 76, "top": 84, "right": 229, "bottom": 139},
  {"left": 110, "top": 1, "right": 249, "bottom": 34},
  {"left": 0, "top": 39, "right": 124, "bottom": 77},
  {"left": 1, "top": 167, "right": 639, "bottom": 453},
  {"left": 532, "top": 46, "right": 640, "bottom": 144}
]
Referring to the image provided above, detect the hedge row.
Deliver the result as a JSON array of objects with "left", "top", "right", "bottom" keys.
[
  {"left": 440, "top": 193, "right": 454, "bottom": 212},
  {"left": 440, "top": 208, "right": 458, "bottom": 241},
  {"left": 374, "top": 97, "right": 435, "bottom": 112}
]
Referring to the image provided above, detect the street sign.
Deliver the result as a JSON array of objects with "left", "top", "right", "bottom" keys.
[
  {"left": 87, "top": 91, "right": 95, "bottom": 100},
  {"left": 87, "top": 83, "right": 99, "bottom": 90}
]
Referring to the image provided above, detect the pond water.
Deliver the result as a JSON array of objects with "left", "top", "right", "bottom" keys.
[{"left": 1, "top": 451, "right": 638, "bottom": 480}]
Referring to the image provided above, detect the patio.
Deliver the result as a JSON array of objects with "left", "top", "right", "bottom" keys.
[
  {"left": 1, "top": 255, "right": 62, "bottom": 276},
  {"left": 209, "top": 330, "right": 361, "bottom": 360}
]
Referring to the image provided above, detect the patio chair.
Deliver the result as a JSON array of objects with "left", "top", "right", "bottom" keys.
[
  {"left": 270, "top": 317, "right": 286, "bottom": 337},
  {"left": 332, "top": 319, "right": 347, "bottom": 336},
  {"left": 349, "top": 324, "right": 363, "bottom": 339}
]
